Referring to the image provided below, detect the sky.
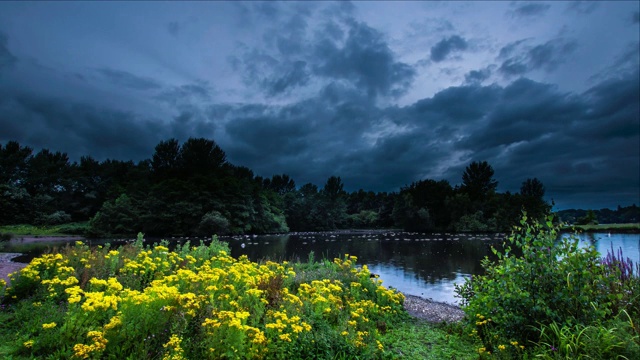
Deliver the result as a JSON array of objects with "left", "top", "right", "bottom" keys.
[{"left": 0, "top": 1, "right": 638, "bottom": 210}]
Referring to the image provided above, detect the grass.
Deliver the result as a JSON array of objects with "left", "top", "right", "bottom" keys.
[
  {"left": 563, "top": 223, "right": 640, "bottom": 232},
  {"left": 380, "top": 319, "right": 478, "bottom": 359},
  {"left": 0, "top": 223, "right": 89, "bottom": 238}
]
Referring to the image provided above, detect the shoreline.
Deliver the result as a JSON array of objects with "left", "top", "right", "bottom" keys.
[
  {"left": 402, "top": 294, "right": 464, "bottom": 323},
  {"left": 4, "top": 235, "right": 85, "bottom": 244},
  {"left": 0, "top": 253, "right": 27, "bottom": 286}
]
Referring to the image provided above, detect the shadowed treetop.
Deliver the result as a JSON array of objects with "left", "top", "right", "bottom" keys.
[{"left": 461, "top": 161, "right": 498, "bottom": 201}]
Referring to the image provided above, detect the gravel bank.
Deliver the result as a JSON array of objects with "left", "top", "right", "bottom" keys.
[
  {"left": 0, "top": 253, "right": 27, "bottom": 286},
  {"left": 402, "top": 294, "right": 465, "bottom": 323}
]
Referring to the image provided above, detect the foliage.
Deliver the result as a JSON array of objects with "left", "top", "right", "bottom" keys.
[
  {"left": 461, "top": 161, "right": 498, "bottom": 202},
  {"left": 575, "top": 210, "right": 598, "bottom": 226},
  {"left": 197, "top": 210, "right": 231, "bottom": 236},
  {"left": 0, "top": 238, "right": 407, "bottom": 359},
  {"left": 456, "top": 214, "right": 624, "bottom": 345},
  {"left": 533, "top": 312, "right": 640, "bottom": 359},
  {"left": 452, "top": 211, "right": 496, "bottom": 232},
  {"left": 519, "top": 178, "right": 551, "bottom": 222}
]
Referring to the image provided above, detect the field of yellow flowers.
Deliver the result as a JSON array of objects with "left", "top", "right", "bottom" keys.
[{"left": 0, "top": 235, "right": 412, "bottom": 359}]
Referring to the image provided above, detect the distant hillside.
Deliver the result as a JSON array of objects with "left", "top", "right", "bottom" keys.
[{"left": 556, "top": 204, "right": 639, "bottom": 224}]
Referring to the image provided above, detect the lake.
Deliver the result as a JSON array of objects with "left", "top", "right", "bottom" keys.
[{"left": 3, "top": 231, "right": 638, "bottom": 305}]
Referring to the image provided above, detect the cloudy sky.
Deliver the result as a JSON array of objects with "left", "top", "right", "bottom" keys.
[{"left": 0, "top": 1, "right": 638, "bottom": 210}]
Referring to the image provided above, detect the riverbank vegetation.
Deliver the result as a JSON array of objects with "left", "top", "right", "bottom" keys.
[
  {"left": 455, "top": 214, "right": 640, "bottom": 358},
  {"left": 2, "top": 215, "right": 639, "bottom": 358},
  {"left": 9, "top": 138, "right": 634, "bottom": 237},
  {"left": 563, "top": 223, "right": 640, "bottom": 233},
  {"left": 0, "top": 235, "right": 482, "bottom": 359},
  {"left": 0, "top": 223, "right": 89, "bottom": 239}
]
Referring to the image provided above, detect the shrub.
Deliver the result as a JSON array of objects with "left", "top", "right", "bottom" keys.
[
  {"left": 196, "top": 210, "right": 230, "bottom": 236},
  {"left": 40, "top": 211, "right": 72, "bottom": 225},
  {"left": 455, "top": 213, "right": 619, "bottom": 347}
]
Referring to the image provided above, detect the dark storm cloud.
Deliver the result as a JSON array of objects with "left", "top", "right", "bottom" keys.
[
  {"left": 314, "top": 21, "right": 416, "bottom": 98},
  {"left": 0, "top": 31, "right": 16, "bottom": 69},
  {"left": 96, "top": 68, "right": 162, "bottom": 90},
  {"left": 229, "top": 7, "right": 314, "bottom": 97},
  {"left": 528, "top": 40, "right": 578, "bottom": 71},
  {"left": 581, "top": 70, "right": 640, "bottom": 140},
  {"left": 412, "top": 85, "right": 501, "bottom": 124},
  {"left": 225, "top": 109, "right": 311, "bottom": 159},
  {"left": 214, "top": 84, "right": 384, "bottom": 185},
  {"left": 232, "top": 46, "right": 310, "bottom": 97},
  {"left": 464, "top": 67, "right": 492, "bottom": 85},
  {"left": 155, "top": 82, "right": 212, "bottom": 107},
  {"left": 460, "top": 79, "right": 584, "bottom": 151},
  {"left": 509, "top": 2, "right": 551, "bottom": 18},
  {"left": 169, "top": 109, "right": 217, "bottom": 143},
  {"left": 430, "top": 35, "right": 468, "bottom": 62},
  {"left": 230, "top": 4, "right": 416, "bottom": 100},
  {"left": 498, "top": 38, "right": 577, "bottom": 77},
  {"left": 211, "top": 65, "right": 638, "bottom": 207},
  {"left": 264, "top": 61, "right": 310, "bottom": 96},
  {"left": 440, "top": 71, "right": 639, "bottom": 208},
  {"left": 0, "top": 91, "right": 166, "bottom": 161}
]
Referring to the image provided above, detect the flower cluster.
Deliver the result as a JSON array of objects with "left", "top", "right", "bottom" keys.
[{"left": 3, "top": 239, "right": 406, "bottom": 358}]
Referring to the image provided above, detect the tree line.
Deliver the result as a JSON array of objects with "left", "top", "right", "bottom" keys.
[
  {"left": 557, "top": 206, "right": 639, "bottom": 225},
  {"left": 1, "top": 138, "right": 553, "bottom": 236}
]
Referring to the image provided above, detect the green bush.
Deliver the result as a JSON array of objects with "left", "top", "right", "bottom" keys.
[{"left": 455, "top": 213, "right": 619, "bottom": 347}]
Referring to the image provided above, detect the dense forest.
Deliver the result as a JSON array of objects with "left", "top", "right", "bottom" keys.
[{"left": 0, "top": 137, "right": 570, "bottom": 236}]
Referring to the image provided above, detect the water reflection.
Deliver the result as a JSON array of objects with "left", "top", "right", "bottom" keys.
[
  {"left": 221, "top": 232, "right": 506, "bottom": 304},
  {"left": 568, "top": 232, "right": 640, "bottom": 265}
]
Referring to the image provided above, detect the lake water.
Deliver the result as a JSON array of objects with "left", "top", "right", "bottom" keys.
[{"left": 3, "top": 231, "right": 638, "bottom": 305}]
